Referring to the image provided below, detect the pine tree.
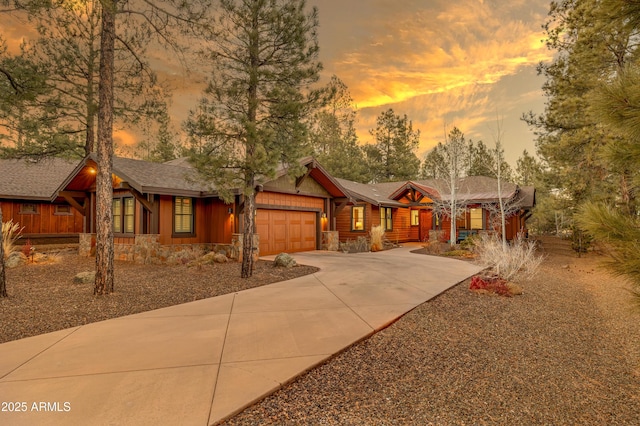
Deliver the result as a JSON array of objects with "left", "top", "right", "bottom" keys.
[
  {"left": 365, "top": 108, "right": 420, "bottom": 183},
  {"left": 186, "top": 0, "right": 323, "bottom": 278},
  {"left": 311, "top": 76, "right": 370, "bottom": 182}
]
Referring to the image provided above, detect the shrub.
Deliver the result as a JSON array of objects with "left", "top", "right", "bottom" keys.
[
  {"left": 22, "top": 239, "right": 33, "bottom": 258},
  {"left": 469, "top": 275, "right": 523, "bottom": 297},
  {"left": 2, "top": 219, "right": 23, "bottom": 259},
  {"left": 369, "top": 225, "right": 385, "bottom": 252},
  {"left": 422, "top": 240, "right": 443, "bottom": 255},
  {"left": 340, "top": 237, "right": 370, "bottom": 253},
  {"left": 474, "top": 233, "right": 543, "bottom": 282}
]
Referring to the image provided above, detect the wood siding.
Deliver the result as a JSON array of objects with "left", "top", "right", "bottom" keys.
[
  {"left": 256, "top": 192, "right": 325, "bottom": 210},
  {"left": 0, "top": 201, "right": 84, "bottom": 236},
  {"left": 336, "top": 203, "right": 372, "bottom": 242},
  {"left": 256, "top": 210, "right": 317, "bottom": 255}
]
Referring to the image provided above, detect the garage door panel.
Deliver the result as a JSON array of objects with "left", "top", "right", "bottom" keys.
[{"left": 256, "top": 210, "right": 317, "bottom": 255}]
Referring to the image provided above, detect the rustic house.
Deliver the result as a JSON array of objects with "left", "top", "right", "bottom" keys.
[
  {"left": 50, "top": 155, "right": 352, "bottom": 263},
  {"left": 335, "top": 176, "right": 535, "bottom": 245},
  {"left": 2, "top": 155, "right": 535, "bottom": 262},
  {"left": 0, "top": 158, "right": 85, "bottom": 242}
]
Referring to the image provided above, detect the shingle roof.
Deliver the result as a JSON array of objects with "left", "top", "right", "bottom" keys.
[
  {"left": 0, "top": 157, "right": 82, "bottom": 200},
  {"left": 338, "top": 175, "right": 531, "bottom": 208},
  {"left": 112, "top": 157, "right": 212, "bottom": 196},
  {"left": 335, "top": 179, "right": 407, "bottom": 207},
  {"left": 413, "top": 176, "right": 518, "bottom": 202}
]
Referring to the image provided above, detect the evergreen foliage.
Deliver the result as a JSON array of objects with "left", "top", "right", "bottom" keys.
[
  {"left": 186, "top": 0, "right": 323, "bottom": 277},
  {"left": 310, "top": 75, "right": 370, "bottom": 182},
  {"left": 0, "top": 0, "right": 171, "bottom": 159},
  {"left": 364, "top": 108, "right": 420, "bottom": 183}
]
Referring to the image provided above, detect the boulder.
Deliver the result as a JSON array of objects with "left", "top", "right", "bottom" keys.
[
  {"left": 5, "top": 252, "right": 27, "bottom": 268},
  {"left": 273, "top": 252, "right": 296, "bottom": 268},
  {"left": 73, "top": 271, "right": 96, "bottom": 284}
]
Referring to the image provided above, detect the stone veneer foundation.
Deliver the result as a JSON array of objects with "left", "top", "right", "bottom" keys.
[{"left": 79, "top": 234, "right": 236, "bottom": 265}]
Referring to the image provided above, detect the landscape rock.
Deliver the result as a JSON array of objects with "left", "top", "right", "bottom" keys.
[
  {"left": 5, "top": 252, "right": 27, "bottom": 268},
  {"left": 73, "top": 271, "right": 96, "bottom": 284},
  {"left": 273, "top": 253, "right": 296, "bottom": 268}
]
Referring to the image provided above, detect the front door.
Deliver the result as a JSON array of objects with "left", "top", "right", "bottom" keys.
[{"left": 419, "top": 210, "right": 433, "bottom": 242}]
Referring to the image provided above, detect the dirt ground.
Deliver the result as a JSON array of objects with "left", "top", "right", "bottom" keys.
[
  {"left": 2, "top": 237, "right": 639, "bottom": 424},
  {"left": 0, "top": 253, "right": 318, "bottom": 344},
  {"left": 221, "top": 236, "right": 640, "bottom": 425}
]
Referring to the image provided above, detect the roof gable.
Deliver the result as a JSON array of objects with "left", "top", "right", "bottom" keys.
[{"left": 0, "top": 158, "right": 82, "bottom": 201}]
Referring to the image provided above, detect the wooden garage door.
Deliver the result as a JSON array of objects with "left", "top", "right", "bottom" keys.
[{"left": 255, "top": 210, "right": 317, "bottom": 256}]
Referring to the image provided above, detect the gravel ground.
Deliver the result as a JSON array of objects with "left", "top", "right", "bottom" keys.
[
  {"left": 0, "top": 252, "right": 318, "bottom": 344},
  {"left": 221, "top": 238, "right": 640, "bottom": 425}
]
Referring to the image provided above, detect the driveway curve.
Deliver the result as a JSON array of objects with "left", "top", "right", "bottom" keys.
[{"left": 0, "top": 243, "right": 482, "bottom": 426}]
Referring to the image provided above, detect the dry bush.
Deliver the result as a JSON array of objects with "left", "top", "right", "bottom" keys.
[
  {"left": 422, "top": 240, "right": 444, "bottom": 255},
  {"left": 370, "top": 225, "right": 385, "bottom": 252},
  {"left": 340, "top": 237, "right": 370, "bottom": 253},
  {"left": 2, "top": 220, "right": 23, "bottom": 258},
  {"left": 474, "top": 233, "right": 543, "bottom": 283}
]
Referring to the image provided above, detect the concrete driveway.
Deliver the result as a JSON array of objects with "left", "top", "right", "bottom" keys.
[{"left": 0, "top": 244, "right": 482, "bottom": 425}]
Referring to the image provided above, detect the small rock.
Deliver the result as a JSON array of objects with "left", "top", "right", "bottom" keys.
[
  {"left": 273, "top": 253, "right": 297, "bottom": 268},
  {"left": 5, "top": 252, "right": 27, "bottom": 268},
  {"left": 73, "top": 271, "right": 96, "bottom": 284},
  {"left": 213, "top": 253, "right": 228, "bottom": 263}
]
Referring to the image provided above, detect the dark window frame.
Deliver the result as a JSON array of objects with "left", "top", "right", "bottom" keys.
[
  {"left": 380, "top": 207, "right": 393, "bottom": 231},
  {"left": 54, "top": 204, "right": 73, "bottom": 216},
  {"left": 469, "top": 207, "right": 484, "bottom": 230},
  {"left": 410, "top": 209, "right": 419, "bottom": 226},
  {"left": 112, "top": 196, "right": 135, "bottom": 235},
  {"left": 351, "top": 205, "right": 366, "bottom": 232},
  {"left": 19, "top": 203, "right": 38, "bottom": 214},
  {"left": 173, "top": 196, "right": 195, "bottom": 237}
]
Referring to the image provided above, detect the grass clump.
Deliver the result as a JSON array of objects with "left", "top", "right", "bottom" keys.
[
  {"left": 474, "top": 233, "right": 543, "bottom": 283},
  {"left": 370, "top": 225, "right": 385, "bottom": 252},
  {"left": 2, "top": 219, "right": 23, "bottom": 258}
]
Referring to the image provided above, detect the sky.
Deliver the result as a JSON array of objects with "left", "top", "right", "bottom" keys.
[
  {"left": 3, "top": 0, "right": 554, "bottom": 166},
  {"left": 159, "top": 0, "right": 553, "bottom": 166},
  {"left": 306, "top": 0, "right": 553, "bottom": 165}
]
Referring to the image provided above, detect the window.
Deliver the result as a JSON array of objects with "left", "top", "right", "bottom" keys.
[
  {"left": 113, "top": 197, "right": 135, "bottom": 234},
  {"left": 410, "top": 210, "right": 419, "bottom": 226},
  {"left": 54, "top": 204, "right": 73, "bottom": 216},
  {"left": 112, "top": 199, "right": 122, "bottom": 233},
  {"left": 19, "top": 203, "right": 38, "bottom": 214},
  {"left": 174, "top": 197, "right": 194, "bottom": 234},
  {"left": 124, "top": 198, "right": 135, "bottom": 233},
  {"left": 470, "top": 208, "right": 483, "bottom": 230},
  {"left": 380, "top": 207, "right": 392, "bottom": 231},
  {"left": 351, "top": 206, "right": 365, "bottom": 231}
]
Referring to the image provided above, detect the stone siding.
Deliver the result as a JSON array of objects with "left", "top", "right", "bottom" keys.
[
  {"left": 79, "top": 233, "right": 233, "bottom": 265},
  {"left": 322, "top": 231, "right": 339, "bottom": 251}
]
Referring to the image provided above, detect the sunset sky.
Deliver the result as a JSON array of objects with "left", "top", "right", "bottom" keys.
[
  {"left": 308, "top": 0, "right": 553, "bottom": 165},
  {"left": 3, "top": 0, "right": 553, "bottom": 166}
]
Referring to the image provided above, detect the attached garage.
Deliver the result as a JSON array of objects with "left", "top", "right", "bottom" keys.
[{"left": 255, "top": 209, "right": 317, "bottom": 255}]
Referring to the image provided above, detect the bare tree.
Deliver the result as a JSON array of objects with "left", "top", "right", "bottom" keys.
[
  {"left": 431, "top": 126, "right": 469, "bottom": 246},
  {"left": 0, "top": 205, "right": 6, "bottom": 298}
]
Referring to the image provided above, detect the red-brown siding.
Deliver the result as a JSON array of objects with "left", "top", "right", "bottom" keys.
[{"left": 0, "top": 201, "right": 84, "bottom": 236}]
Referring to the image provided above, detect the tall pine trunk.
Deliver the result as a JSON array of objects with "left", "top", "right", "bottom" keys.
[
  {"left": 0, "top": 205, "right": 7, "bottom": 298},
  {"left": 241, "top": 191, "right": 255, "bottom": 278},
  {"left": 94, "top": 0, "right": 116, "bottom": 295}
]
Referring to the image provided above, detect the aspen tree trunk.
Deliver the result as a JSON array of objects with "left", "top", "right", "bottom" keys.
[{"left": 94, "top": 0, "right": 116, "bottom": 295}]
